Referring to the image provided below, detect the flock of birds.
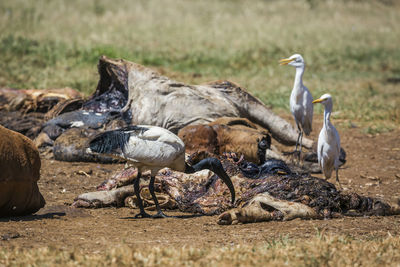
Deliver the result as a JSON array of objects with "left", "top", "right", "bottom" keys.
[{"left": 88, "top": 53, "right": 342, "bottom": 218}]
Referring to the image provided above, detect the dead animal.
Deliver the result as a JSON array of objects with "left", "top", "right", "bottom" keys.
[
  {"left": 0, "top": 87, "right": 83, "bottom": 139},
  {"left": 30, "top": 56, "right": 315, "bottom": 163},
  {"left": 0, "top": 87, "right": 82, "bottom": 113},
  {"left": 87, "top": 125, "right": 235, "bottom": 218},
  {"left": 91, "top": 56, "right": 313, "bottom": 148},
  {"left": 0, "top": 125, "right": 45, "bottom": 216},
  {"left": 178, "top": 117, "right": 271, "bottom": 164},
  {"left": 39, "top": 110, "right": 129, "bottom": 143},
  {"left": 53, "top": 128, "right": 119, "bottom": 163},
  {"left": 178, "top": 117, "right": 334, "bottom": 174},
  {"left": 73, "top": 152, "right": 399, "bottom": 224}
]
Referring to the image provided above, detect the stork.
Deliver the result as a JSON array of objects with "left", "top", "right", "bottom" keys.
[{"left": 88, "top": 125, "right": 235, "bottom": 218}]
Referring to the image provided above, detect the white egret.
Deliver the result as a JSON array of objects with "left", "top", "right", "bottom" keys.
[
  {"left": 88, "top": 125, "right": 235, "bottom": 218},
  {"left": 312, "top": 94, "right": 342, "bottom": 189},
  {"left": 279, "top": 54, "right": 313, "bottom": 158}
]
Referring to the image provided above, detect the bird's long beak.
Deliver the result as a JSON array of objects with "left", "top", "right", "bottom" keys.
[
  {"left": 312, "top": 98, "right": 324, "bottom": 104},
  {"left": 216, "top": 170, "right": 236, "bottom": 205},
  {"left": 279, "top": 58, "right": 294, "bottom": 65}
]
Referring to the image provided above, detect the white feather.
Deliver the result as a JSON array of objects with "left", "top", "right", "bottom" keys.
[
  {"left": 122, "top": 125, "right": 185, "bottom": 174},
  {"left": 281, "top": 54, "right": 313, "bottom": 154},
  {"left": 314, "top": 94, "right": 341, "bottom": 182}
]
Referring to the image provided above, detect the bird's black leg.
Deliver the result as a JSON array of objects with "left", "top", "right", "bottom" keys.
[
  {"left": 148, "top": 175, "right": 168, "bottom": 218},
  {"left": 134, "top": 171, "right": 151, "bottom": 218},
  {"left": 336, "top": 169, "right": 343, "bottom": 190},
  {"left": 298, "top": 130, "right": 303, "bottom": 160},
  {"left": 283, "top": 129, "right": 301, "bottom": 158},
  {"left": 295, "top": 131, "right": 301, "bottom": 153}
]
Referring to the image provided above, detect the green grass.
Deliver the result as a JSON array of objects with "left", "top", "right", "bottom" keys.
[{"left": 0, "top": 0, "right": 399, "bottom": 131}]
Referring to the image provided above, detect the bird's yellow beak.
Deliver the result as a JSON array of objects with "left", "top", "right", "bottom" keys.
[
  {"left": 279, "top": 58, "right": 294, "bottom": 65},
  {"left": 312, "top": 98, "right": 324, "bottom": 104}
]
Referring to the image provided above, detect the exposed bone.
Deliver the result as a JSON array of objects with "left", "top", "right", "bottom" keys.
[
  {"left": 218, "top": 192, "right": 319, "bottom": 225},
  {"left": 72, "top": 186, "right": 134, "bottom": 208},
  {"left": 72, "top": 154, "right": 399, "bottom": 224}
]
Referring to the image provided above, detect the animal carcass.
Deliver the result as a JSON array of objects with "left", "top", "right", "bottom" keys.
[
  {"left": 92, "top": 56, "right": 313, "bottom": 148},
  {"left": 72, "top": 153, "right": 399, "bottom": 224},
  {"left": 0, "top": 87, "right": 83, "bottom": 139},
  {"left": 31, "top": 56, "right": 314, "bottom": 163},
  {"left": 178, "top": 117, "right": 271, "bottom": 164},
  {"left": 0, "top": 125, "right": 45, "bottom": 216}
]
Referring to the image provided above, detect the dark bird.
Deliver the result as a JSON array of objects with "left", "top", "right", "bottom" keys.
[{"left": 88, "top": 125, "right": 235, "bottom": 218}]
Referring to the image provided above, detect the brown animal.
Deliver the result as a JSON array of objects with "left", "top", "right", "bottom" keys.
[
  {"left": 178, "top": 117, "right": 271, "bottom": 164},
  {"left": 0, "top": 125, "right": 45, "bottom": 216}
]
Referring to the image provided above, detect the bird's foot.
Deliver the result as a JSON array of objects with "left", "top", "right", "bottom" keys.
[
  {"left": 134, "top": 211, "right": 152, "bottom": 218},
  {"left": 152, "top": 211, "right": 170, "bottom": 219}
]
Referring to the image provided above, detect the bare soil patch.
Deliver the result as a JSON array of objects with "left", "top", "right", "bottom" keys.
[{"left": 1, "top": 122, "right": 399, "bottom": 253}]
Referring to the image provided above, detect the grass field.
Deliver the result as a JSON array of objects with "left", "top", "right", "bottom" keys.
[
  {"left": 1, "top": 0, "right": 400, "bottom": 265},
  {"left": 1, "top": 0, "right": 399, "bottom": 132},
  {"left": 2, "top": 234, "right": 400, "bottom": 266}
]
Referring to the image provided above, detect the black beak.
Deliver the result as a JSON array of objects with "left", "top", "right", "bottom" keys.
[
  {"left": 213, "top": 167, "right": 236, "bottom": 205},
  {"left": 189, "top": 157, "right": 236, "bottom": 205}
]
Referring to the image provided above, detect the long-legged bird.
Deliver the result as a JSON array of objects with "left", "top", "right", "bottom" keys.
[
  {"left": 312, "top": 94, "right": 342, "bottom": 189},
  {"left": 88, "top": 125, "right": 235, "bottom": 218},
  {"left": 280, "top": 54, "right": 313, "bottom": 158}
]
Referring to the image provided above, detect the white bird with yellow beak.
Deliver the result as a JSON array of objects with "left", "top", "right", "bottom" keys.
[
  {"left": 313, "top": 94, "right": 342, "bottom": 189},
  {"left": 279, "top": 54, "right": 313, "bottom": 158}
]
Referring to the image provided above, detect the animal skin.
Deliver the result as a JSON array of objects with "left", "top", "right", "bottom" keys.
[
  {"left": 95, "top": 56, "right": 313, "bottom": 148},
  {"left": 0, "top": 87, "right": 83, "bottom": 140},
  {"left": 72, "top": 153, "right": 399, "bottom": 224},
  {"left": 178, "top": 117, "right": 271, "bottom": 164},
  {"left": 0, "top": 125, "right": 45, "bottom": 216}
]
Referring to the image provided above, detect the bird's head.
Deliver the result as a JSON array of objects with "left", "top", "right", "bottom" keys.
[
  {"left": 279, "top": 54, "right": 305, "bottom": 68},
  {"left": 312, "top": 93, "right": 332, "bottom": 106}
]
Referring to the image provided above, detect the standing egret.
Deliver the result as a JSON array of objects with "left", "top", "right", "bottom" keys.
[
  {"left": 279, "top": 54, "right": 313, "bottom": 158},
  {"left": 88, "top": 125, "right": 235, "bottom": 218},
  {"left": 312, "top": 94, "right": 342, "bottom": 189}
]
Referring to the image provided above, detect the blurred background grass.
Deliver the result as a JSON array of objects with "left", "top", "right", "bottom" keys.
[
  {"left": 0, "top": 0, "right": 399, "bottom": 132},
  {"left": 2, "top": 234, "right": 400, "bottom": 266}
]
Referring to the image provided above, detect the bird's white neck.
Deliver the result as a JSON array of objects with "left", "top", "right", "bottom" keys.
[
  {"left": 293, "top": 66, "right": 305, "bottom": 93},
  {"left": 323, "top": 102, "right": 334, "bottom": 131}
]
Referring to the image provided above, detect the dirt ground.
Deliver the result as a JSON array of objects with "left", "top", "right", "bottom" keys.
[{"left": 1, "top": 119, "right": 400, "bottom": 253}]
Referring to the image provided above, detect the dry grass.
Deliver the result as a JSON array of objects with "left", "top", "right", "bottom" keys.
[
  {"left": 1, "top": 234, "right": 400, "bottom": 266},
  {"left": 1, "top": 1, "right": 400, "bottom": 264},
  {"left": 0, "top": 0, "right": 400, "bottom": 131}
]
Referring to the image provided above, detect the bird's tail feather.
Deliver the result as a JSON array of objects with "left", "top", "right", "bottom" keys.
[{"left": 89, "top": 129, "right": 130, "bottom": 154}]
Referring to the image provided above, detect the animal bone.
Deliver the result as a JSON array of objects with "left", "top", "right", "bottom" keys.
[
  {"left": 218, "top": 192, "right": 319, "bottom": 225},
  {"left": 72, "top": 185, "right": 134, "bottom": 208}
]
